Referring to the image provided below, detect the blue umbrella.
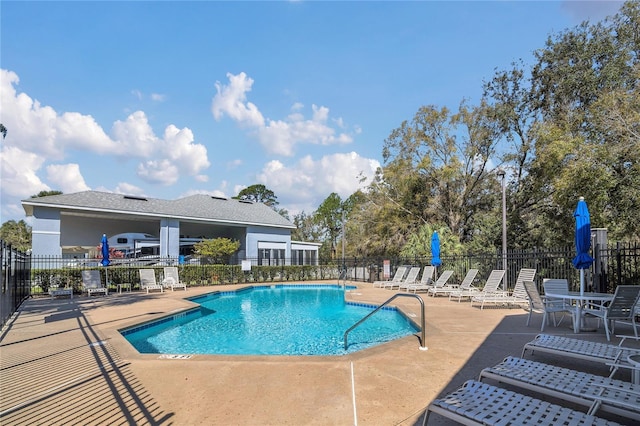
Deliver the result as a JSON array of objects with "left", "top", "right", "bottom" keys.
[
  {"left": 101, "top": 234, "right": 111, "bottom": 267},
  {"left": 572, "top": 197, "right": 593, "bottom": 296},
  {"left": 431, "top": 231, "right": 442, "bottom": 278}
]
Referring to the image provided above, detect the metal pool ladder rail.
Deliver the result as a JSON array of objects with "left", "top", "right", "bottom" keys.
[{"left": 343, "top": 293, "right": 427, "bottom": 351}]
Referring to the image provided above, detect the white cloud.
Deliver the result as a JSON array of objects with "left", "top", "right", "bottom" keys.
[
  {"left": 227, "top": 159, "right": 243, "bottom": 169},
  {"left": 131, "top": 89, "right": 143, "bottom": 100},
  {"left": 212, "top": 72, "right": 265, "bottom": 127},
  {"left": 1, "top": 70, "right": 125, "bottom": 160},
  {"left": 113, "top": 182, "right": 145, "bottom": 195},
  {"left": 0, "top": 146, "right": 49, "bottom": 197},
  {"left": 255, "top": 151, "right": 380, "bottom": 212},
  {"left": 212, "top": 72, "right": 354, "bottom": 156},
  {"left": 45, "top": 164, "right": 91, "bottom": 193},
  {"left": 151, "top": 93, "right": 166, "bottom": 102},
  {"left": 0, "top": 68, "right": 211, "bottom": 206},
  {"left": 137, "top": 159, "right": 179, "bottom": 185}
]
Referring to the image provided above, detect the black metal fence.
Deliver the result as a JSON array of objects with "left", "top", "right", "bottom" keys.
[
  {"left": 18, "top": 240, "right": 640, "bottom": 299},
  {"left": 1, "top": 241, "right": 31, "bottom": 328}
]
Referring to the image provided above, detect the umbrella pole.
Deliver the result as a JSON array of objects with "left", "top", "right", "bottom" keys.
[{"left": 580, "top": 269, "right": 584, "bottom": 296}]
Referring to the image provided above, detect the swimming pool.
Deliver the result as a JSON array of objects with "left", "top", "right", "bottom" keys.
[{"left": 121, "top": 285, "right": 418, "bottom": 356}]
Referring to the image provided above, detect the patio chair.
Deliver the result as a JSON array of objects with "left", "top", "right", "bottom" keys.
[
  {"left": 385, "top": 266, "right": 420, "bottom": 290},
  {"left": 428, "top": 269, "right": 478, "bottom": 297},
  {"left": 542, "top": 278, "right": 571, "bottom": 303},
  {"left": 470, "top": 268, "right": 535, "bottom": 309},
  {"left": 81, "top": 270, "right": 108, "bottom": 297},
  {"left": 448, "top": 269, "right": 483, "bottom": 302},
  {"left": 523, "top": 280, "right": 574, "bottom": 331},
  {"left": 373, "top": 266, "right": 407, "bottom": 288},
  {"left": 162, "top": 267, "right": 188, "bottom": 291},
  {"left": 421, "top": 380, "right": 617, "bottom": 426},
  {"left": 399, "top": 265, "right": 434, "bottom": 291},
  {"left": 521, "top": 333, "right": 640, "bottom": 374},
  {"left": 469, "top": 270, "right": 506, "bottom": 309},
  {"left": 407, "top": 270, "right": 453, "bottom": 294},
  {"left": 583, "top": 285, "right": 640, "bottom": 341},
  {"left": 138, "top": 269, "right": 164, "bottom": 293},
  {"left": 479, "top": 356, "right": 640, "bottom": 421}
]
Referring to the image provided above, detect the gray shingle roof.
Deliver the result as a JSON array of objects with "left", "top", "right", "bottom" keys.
[{"left": 22, "top": 191, "right": 295, "bottom": 229}]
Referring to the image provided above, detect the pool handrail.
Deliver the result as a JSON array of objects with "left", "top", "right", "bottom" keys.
[{"left": 343, "top": 293, "right": 426, "bottom": 351}]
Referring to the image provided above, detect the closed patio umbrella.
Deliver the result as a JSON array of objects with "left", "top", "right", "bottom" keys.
[
  {"left": 101, "top": 233, "right": 110, "bottom": 285},
  {"left": 572, "top": 197, "right": 593, "bottom": 296},
  {"left": 431, "top": 231, "right": 442, "bottom": 278}
]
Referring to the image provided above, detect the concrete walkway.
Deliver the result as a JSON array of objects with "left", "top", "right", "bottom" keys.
[{"left": 1, "top": 282, "right": 637, "bottom": 425}]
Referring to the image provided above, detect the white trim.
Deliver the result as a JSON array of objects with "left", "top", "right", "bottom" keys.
[
  {"left": 32, "top": 230, "right": 61, "bottom": 235},
  {"left": 258, "top": 241, "right": 287, "bottom": 250}
]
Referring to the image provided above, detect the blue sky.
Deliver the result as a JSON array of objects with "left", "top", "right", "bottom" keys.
[{"left": 0, "top": 1, "right": 623, "bottom": 223}]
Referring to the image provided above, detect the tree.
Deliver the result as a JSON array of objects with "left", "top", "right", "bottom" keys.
[
  {"left": 314, "top": 193, "right": 345, "bottom": 259},
  {"left": 234, "top": 184, "right": 279, "bottom": 207},
  {"left": 0, "top": 220, "right": 32, "bottom": 252},
  {"left": 399, "top": 223, "right": 463, "bottom": 258},
  {"left": 291, "top": 211, "right": 322, "bottom": 242},
  {"left": 0, "top": 123, "right": 6, "bottom": 139},
  {"left": 193, "top": 238, "right": 240, "bottom": 261},
  {"left": 31, "top": 190, "right": 63, "bottom": 198}
]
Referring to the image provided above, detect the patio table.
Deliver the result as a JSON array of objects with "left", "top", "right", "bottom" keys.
[{"left": 544, "top": 291, "right": 613, "bottom": 333}]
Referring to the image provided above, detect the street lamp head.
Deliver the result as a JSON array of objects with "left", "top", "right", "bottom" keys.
[{"left": 496, "top": 169, "right": 506, "bottom": 178}]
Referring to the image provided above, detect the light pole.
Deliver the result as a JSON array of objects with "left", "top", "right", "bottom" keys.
[{"left": 497, "top": 169, "right": 507, "bottom": 291}]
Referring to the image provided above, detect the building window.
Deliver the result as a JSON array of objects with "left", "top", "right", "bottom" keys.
[{"left": 258, "top": 248, "right": 285, "bottom": 265}]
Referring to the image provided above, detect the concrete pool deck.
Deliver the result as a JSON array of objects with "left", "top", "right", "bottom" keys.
[{"left": 1, "top": 281, "right": 638, "bottom": 425}]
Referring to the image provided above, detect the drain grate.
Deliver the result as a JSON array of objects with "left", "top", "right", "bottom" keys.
[{"left": 158, "top": 354, "right": 193, "bottom": 359}]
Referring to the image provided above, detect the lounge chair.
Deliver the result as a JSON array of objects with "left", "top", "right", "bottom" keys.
[
  {"left": 81, "top": 270, "right": 108, "bottom": 297},
  {"left": 406, "top": 270, "right": 453, "bottom": 295},
  {"left": 385, "top": 266, "right": 420, "bottom": 290},
  {"left": 479, "top": 356, "right": 640, "bottom": 421},
  {"left": 583, "top": 285, "right": 640, "bottom": 341},
  {"left": 521, "top": 333, "right": 640, "bottom": 373},
  {"left": 163, "top": 267, "right": 188, "bottom": 291},
  {"left": 428, "top": 269, "right": 478, "bottom": 298},
  {"left": 470, "top": 268, "right": 535, "bottom": 309},
  {"left": 448, "top": 269, "right": 483, "bottom": 302},
  {"left": 373, "top": 266, "right": 407, "bottom": 288},
  {"left": 523, "top": 280, "right": 574, "bottom": 331},
  {"left": 421, "top": 380, "right": 619, "bottom": 426},
  {"left": 139, "top": 269, "right": 164, "bottom": 293},
  {"left": 468, "top": 270, "right": 506, "bottom": 309},
  {"left": 399, "top": 266, "right": 434, "bottom": 291}
]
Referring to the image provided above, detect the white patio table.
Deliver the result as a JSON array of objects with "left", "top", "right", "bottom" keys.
[{"left": 544, "top": 291, "right": 613, "bottom": 333}]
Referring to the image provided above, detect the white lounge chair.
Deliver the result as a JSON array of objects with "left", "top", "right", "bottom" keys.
[
  {"left": 385, "top": 266, "right": 420, "bottom": 290},
  {"left": 428, "top": 269, "right": 478, "bottom": 298},
  {"left": 81, "top": 270, "right": 108, "bottom": 297},
  {"left": 421, "top": 380, "right": 619, "bottom": 426},
  {"left": 521, "top": 333, "right": 640, "bottom": 372},
  {"left": 399, "top": 266, "right": 434, "bottom": 291},
  {"left": 139, "top": 269, "right": 164, "bottom": 293},
  {"left": 163, "top": 267, "right": 188, "bottom": 291},
  {"left": 448, "top": 269, "right": 483, "bottom": 302},
  {"left": 470, "top": 268, "right": 535, "bottom": 309},
  {"left": 583, "top": 285, "right": 640, "bottom": 341},
  {"left": 523, "top": 280, "right": 574, "bottom": 331},
  {"left": 406, "top": 270, "right": 453, "bottom": 294},
  {"left": 479, "top": 356, "right": 640, "bottom": 421},
  {"left": 373, "top": 266, "right": 407, "bottom": 288},
  {"left": 469, "top": 270, "right": 506, "bottom": 309}
]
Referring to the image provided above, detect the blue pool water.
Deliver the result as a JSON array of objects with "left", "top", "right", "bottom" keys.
[{"left": 121, "top": 285, "right": 418, "bottom": 356}]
